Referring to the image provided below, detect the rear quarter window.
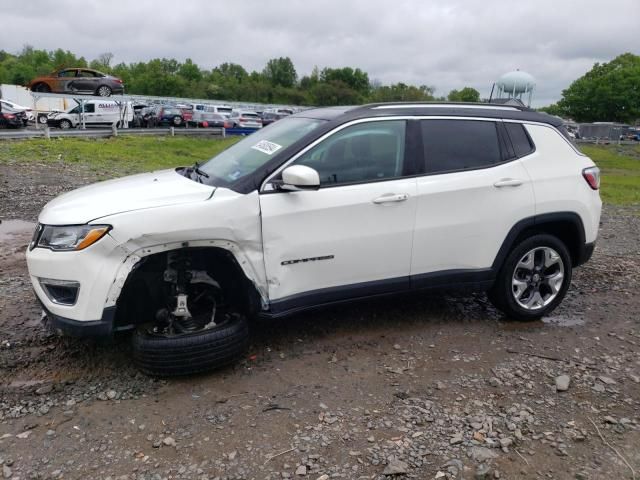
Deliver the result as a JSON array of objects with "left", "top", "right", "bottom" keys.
[{"left": 504, "top": 122, "right": 535, "bottom": 157}]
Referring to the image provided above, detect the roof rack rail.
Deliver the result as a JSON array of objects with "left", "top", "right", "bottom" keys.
[{"left": 365, "top": 101, "right": 531, "bottom": 112}]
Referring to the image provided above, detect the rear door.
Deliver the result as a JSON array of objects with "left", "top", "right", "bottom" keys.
[
  {"left": 73, "top": 69, "right": 99, "bottom": 93},
  {"left": 411, "top": 118, "right": 535, "bottom": 284}
]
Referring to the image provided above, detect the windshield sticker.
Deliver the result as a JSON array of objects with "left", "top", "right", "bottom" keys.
[{"left": 251, "top": 140, "right": 283, "bottom": 155}]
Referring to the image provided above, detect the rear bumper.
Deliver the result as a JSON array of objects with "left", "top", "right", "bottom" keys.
[{"left": 42, "top": 303, "right": 116, "bottom": 337}]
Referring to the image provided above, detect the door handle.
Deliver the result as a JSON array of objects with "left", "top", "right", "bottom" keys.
[
  {"left": 372, "top": 193, "right": 409, "bottom": 204},
  {"left": 493, "top": 178, "right": 523, "bottom": 188}
]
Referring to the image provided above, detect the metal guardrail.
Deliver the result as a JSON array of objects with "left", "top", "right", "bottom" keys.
[
  {"left": 0, "top": 126, "right": 264, "bottom": 140},
  {"left": 576, "top": 139, "right": 639, "bottom": 146},
  {"left": 0, "top": 127, "right": 264, "bottom": 140}
]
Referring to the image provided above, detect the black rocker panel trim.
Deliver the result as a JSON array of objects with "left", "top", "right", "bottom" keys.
[{"left": 265, "top": 212, "right": 590, "bottom": 319}]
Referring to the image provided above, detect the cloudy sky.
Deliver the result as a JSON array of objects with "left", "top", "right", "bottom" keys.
[{"left": 1, "top": 0, "right": 638, "bottom": 106}]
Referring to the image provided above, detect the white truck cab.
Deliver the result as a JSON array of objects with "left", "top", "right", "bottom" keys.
[
  {"left": 47, "top": 100, "right": 133, "bottom": 129},
  {"left": 26, "top": 103, "right": 602, "bottom": 376}
]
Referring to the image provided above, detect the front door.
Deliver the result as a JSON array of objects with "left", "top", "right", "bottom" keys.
[{"left": 260, "top": 119, "right": 417, "bottom": 312}]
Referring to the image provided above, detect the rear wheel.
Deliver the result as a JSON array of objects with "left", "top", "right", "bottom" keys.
[
  {"left": 489, "top": 234, "right": 572, "bottom": 321},
  {"left": 172, "top": 116, "right": 183, "bottom": 127},
  {"left": 96, "top": 85, "right": 112, "bottom": 97}
]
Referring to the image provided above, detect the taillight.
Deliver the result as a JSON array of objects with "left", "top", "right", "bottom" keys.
[
  {"left": 114, "top": 78, "right": 123, "bottom": 84},
  {"left": 4, "top": 114, "right": 15, "bottom": 119},
  {"left": 582, "top": 166, "right": 600, "bottom": 190}
]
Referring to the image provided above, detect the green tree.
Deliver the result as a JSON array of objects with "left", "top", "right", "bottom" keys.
[
  {"left": 178, "top": 58, "right": 202, "bottom": 82},
  {"left": 370, "top": 83, "right": 435, "bottom": 102},
  {"left": 557, "top": 53, "right": 640, "bottom": 123},
  {"left": 320, "top": 67, "right": 370, "bottom": 95},
  {"left": 214, "top": 63, "right": 248, "bottom": 82},
  {"left": 538, "top": 103, "right": 565, "bottom": 117},
  {"left": 447, "top": 87, "right": 480, "bottom": 102},
  {"left": 263, "top": 57, "right": 297, "bottom": 88},
  {"left": 89, "top": 52, "right": 114, "bottom": 72}
]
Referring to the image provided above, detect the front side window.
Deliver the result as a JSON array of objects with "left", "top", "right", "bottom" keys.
[
  {"left": 421, "top": 119, "right": 501, "bottom": 174},
  {"left": 294, "top": 120, "right": 406, "bottom": 186}
]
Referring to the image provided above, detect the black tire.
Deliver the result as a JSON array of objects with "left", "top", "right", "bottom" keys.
[
  {"left": 172, "top": 115, "right": 183, "bottom": 127},
  {"left": 96, "top": 85, "right": 112, "bottom": 97},
  {"left": 131, "top": 314, "right": 249, "bottom": 376},
  {"left": 488, "top": 234, "right": 572, "bottom": 321},
  {"left": 59, "top": 119, "right": 72, "bottom": 130},
  {"left": 32, "top": 83, "right": 51, "bottom": 93}
]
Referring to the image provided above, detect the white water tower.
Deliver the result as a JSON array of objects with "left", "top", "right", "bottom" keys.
[{"left": 492, "top": 70, "right": 536, "bottom": 107}]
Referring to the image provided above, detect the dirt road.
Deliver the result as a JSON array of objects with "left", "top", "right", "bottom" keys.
[{"left": 1, "top": 162, "right": 639, "bottom": 480}]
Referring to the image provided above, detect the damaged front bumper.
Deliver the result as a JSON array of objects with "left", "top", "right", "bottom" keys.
[{"left": 41, "top": 303, "right": 116, "bottom": 337}]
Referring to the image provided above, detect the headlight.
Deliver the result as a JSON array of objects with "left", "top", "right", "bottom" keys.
[{"left": 36, "top": 225, "right": 111, "bottom": 251}]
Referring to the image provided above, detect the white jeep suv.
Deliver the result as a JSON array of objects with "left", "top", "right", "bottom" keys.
[{"left": 26, "top": 103, "right": 602, "bottom": 375}]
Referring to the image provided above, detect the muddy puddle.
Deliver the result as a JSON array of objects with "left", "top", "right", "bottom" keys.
[
  {"left": 499, "top": 314, "right": 585, "bottom": 331},
  {"left": 0, "top": 219, "right": 35, "bottom": 243},
  {"left": 542, "top": 315, "right": 585, "bottom": 327}
]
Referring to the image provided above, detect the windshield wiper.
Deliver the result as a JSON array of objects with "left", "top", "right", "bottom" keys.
[
  {"left": 192, "top": 162, "right": 209, "bottom": 178},
  {"left": 185, "top": 161, "right": 210, "bottom": 183}
]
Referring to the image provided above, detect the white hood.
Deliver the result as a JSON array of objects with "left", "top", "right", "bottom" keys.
[{"left": 39, "top": 169, "right": 215, "bottom": 225}]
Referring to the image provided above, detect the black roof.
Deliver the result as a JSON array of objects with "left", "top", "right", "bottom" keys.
[{"left": 293, "top": 102, "right": 562, "bottom": 127}]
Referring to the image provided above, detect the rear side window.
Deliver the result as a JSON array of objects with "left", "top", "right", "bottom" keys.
[
  {"left": 505, "top": 123, "right": 535, "bottom": 157},
  {"left": 421, "top": 119, "right": 501, "bottom": 173}
]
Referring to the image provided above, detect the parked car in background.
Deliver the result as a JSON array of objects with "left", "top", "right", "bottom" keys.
[
  {"left": 261, "top": 112, "right": 289, "bottom": 127},
  {"left": 137, "top": 106, "right": 160, "bottom": 128},
  {"left": 0, "top": 99, "right": 35, "bottom": 124},
  {"left": 157, "top": 106, "right": 189, "bottom": 127},
  {"left": 27, "top": 68, "right": 124, "bottom": 97},
  {"left": 47, "top": 100, "right": 133, "bottom": 129},
  {"left": 0, "top": 109, "right": 26, "bottom": 128},
  {"left": 208, "top": 105, "right": 233, "bottom": 118},
  {"left": 191, "top": 104, "right": 231, "bottom": 127},
  {"left": 229, "top": 110, "right": 262, "bottom": 129}
]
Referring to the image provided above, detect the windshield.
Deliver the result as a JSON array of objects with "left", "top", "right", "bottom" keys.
[{"left": 199, "top": 117, "right": 324, "bottom": 186}]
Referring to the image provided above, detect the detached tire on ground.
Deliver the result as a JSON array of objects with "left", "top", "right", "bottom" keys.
[{"left": 131, "top": 314, "right": 249, "bottom": 376}]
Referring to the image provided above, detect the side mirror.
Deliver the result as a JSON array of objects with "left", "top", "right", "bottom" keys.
[{"left": 280, "top": 165, "right": 320, "bottom": 191}]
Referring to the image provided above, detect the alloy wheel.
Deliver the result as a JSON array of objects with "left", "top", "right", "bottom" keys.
[{"left": 511, "top": 246, "right": 565, "bottom": 310}]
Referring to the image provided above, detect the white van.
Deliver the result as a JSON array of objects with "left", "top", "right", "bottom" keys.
[
  {"left": 192, "top": 104, "right": 233, "bottom": 119},
  {"left": 47, "top": 100, "right": 134, "bottom": 129}
]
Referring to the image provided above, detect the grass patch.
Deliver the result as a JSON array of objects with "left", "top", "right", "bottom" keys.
[
  {"left": 581, "top": 144, "right": 640, "bottom": 205},
  {"left": 0, "top": 136, "right": 637, "bottom": 206},
  {"left": 0, "top": 136, "right": 239, "bottom": 177}
]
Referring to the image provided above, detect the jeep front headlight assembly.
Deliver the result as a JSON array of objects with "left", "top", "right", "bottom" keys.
[{"left": 35, "top": 225, "right": 111, "bottom": 251}]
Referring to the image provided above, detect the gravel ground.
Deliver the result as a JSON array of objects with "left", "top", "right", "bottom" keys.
[{"left": 1, "top": 161, "right": 639, "bottom": 480}]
